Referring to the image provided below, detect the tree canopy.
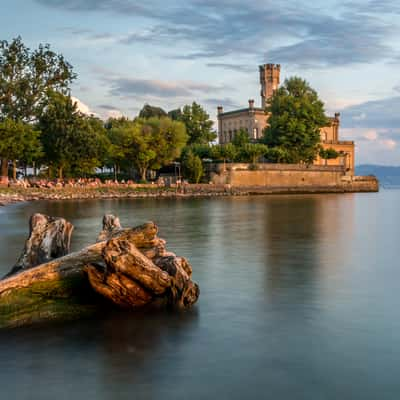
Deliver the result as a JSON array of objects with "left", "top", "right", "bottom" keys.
[
  {"left": 138, "top": 104, "right": 167, "bottom": 119},
  {"left": 39, "top": 93, "right": 108, "bottom": 179},
  {"left": 0, "top": 119, "right": 42, "bottom": 179},
  {"left": 107, "top": 116, "right": 187, "bottom": 181},
  {"left": 0, "top": 37, "right": 75, "bottom": 123},
  {"left": 181, "top": 149, "right": 204, "bottom": 183},
  {"left": 263, "top": 77, "right": 330, "bottom": 164},
  {"left": 175, "top": 102, "right": 216, "bottom": 145},
  {"left": 232, "top": 129, "right": 250, "bottom": 147},
  {"left": 0, "top": 37, "right": 75, "bottom": 179}
]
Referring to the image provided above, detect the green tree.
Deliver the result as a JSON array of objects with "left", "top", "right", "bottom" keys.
[
  {"left": 264, "top": 147, "right": 290, "bottom": 163},
  {"left": 211, "top": 143, "right": 237, "bottom": 170},
  {"left": 319, "top": 147, "right": 339, "bottom": 165},
  {"left": 71, "top": 115, "right": 110, "bottom": 176},
  {"left": 104, "top": 117, "right": 132, "bottom": 180},
  {"left": 232, "top": 128, "right": 250, "bottom": 147},
  {"left": 168, "top": 108, "right": 182, "bottom": 121},
  {"left": 188, "top": 144, "right": 213, "bottom": 160},
  {"left": 0, "top": 37, "right": 75, "bottom": 179},
  {"left": 108, "top": 117, "right": 187, "bottom": 181},
  {"left": 0, "top": 119, "right": 42, "bottom": 179},
  {"left": 138, "top": 104, "right": 167, "bottom": 119},
  {"left": 263, "top": 77, "right": 330, "bottom": 164},
  {"left": 241, "top": 143, "right": 269, "bottom": 164},
  {"left": 182, "top": 150, "right": 203, "bottom": 183},
  {"left": 39, "top": 93, "right": 108, "bottom": 179},
  {"left": 145, "top": 117, "right": 188, "bottom": 170},
  {"left": 177, "top": 102, "right": 216, "bottom": 145}
]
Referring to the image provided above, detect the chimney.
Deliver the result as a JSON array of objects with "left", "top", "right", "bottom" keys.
[
  {"left": 217, "top": 106, "right": 224, "bottom": 115},
  {"left": 334, "top": 112, "right": 340, "bottom": 120},
  {"left": 248, "top": 99, "right": 255, "bottom": 109}
]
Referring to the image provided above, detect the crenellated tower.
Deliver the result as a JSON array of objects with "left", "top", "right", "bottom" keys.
[{"left": 259, "top": 63, "right": 280, "bottom": 109}]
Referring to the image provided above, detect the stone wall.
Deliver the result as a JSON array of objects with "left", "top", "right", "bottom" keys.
[{"left": 209, "top": 163, "right": 379, "bottom": 192}]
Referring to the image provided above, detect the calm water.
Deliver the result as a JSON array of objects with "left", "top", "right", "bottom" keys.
[{"left": 0, "top": 192, "right": 399, "bottom": 399}]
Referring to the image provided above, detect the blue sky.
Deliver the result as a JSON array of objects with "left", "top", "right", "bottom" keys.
[{"left": 1, "top": 0, "right": 400, "bottom": 165}]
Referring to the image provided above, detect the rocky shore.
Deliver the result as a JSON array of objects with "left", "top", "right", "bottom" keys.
[
  {"left": 0, "top": 181, "right": 379, "bottom": 207},
  {"left": 0, "top": 185, "right": 227, "bottom": 206}
]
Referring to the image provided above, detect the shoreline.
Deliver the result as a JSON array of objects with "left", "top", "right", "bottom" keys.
[{"left": 0, "top": 183, "right": 379, "bottom": 207}]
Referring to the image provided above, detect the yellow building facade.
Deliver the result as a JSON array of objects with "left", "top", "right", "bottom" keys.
[{"left": 217, "top": 64, "right": 355, "bottom": 174}]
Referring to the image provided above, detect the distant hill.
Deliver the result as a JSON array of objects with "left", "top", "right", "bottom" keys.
[{"left": 356, "top": 165, "right": 400, "bottom": 187}]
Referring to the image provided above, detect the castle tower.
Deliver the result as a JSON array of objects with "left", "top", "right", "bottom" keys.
[{"left": 259, "top": 64, "right": 280, "bottom": 109}]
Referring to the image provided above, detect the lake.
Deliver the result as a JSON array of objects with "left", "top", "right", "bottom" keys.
[{"left": 0, "top": 191, "right": 399, "bottom": 399}]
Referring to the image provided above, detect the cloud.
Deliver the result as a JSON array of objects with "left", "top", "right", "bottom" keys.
[
  {"left": 381, "top": 138, "right": 397, "bottom": 149},
  {"left": 97, "top": 104, "right": 120, "bottom": 110},
  {"left": 206, "top": 63, "right": 253, "bottom": 73},
  {"left": 267, "top": 12, "right": 392, "bottom": 68},
  {"left": 106, "top": 77, "right": 224, "bottom": 98},
  {"left": 363, "top": 130, "right": 378, "bottom": 141},
  {"left": 71, "top": 96, "right": 93, "bottom": 115},
  {"left": 342, "top": 127, "right": 399, "bottom": 164},
  {"left": 95, "top": 104, "right": 124, "bottom": 119},
  {"left": 340, "top": 96, "right": 400, "bottom": 129},
  {"left": 35, "top": 0, "right": 155, "bottom": 16},
  {"left": 204, "top": 98, "right": 241, "bottom": 110},
  {"left": 352, "top": 112, "right": 367, "bottom": 121},
  {"left": 345, "top": 0, "right": 400, "bottom": 14},
  {"left": 35, "top": 0, "right": 396, "bottom": 68}
]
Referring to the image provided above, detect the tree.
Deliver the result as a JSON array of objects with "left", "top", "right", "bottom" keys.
[
  {"left": 181, "top": 150, "right": 203, "bottom": 183},
  {"left": 107, "top": 117, "right": 187, "bottom": 181},
  {"left": 0, "top": 37, "right": 75, "bottom": 180},
  {"left": 211, "top": 143, "right": 237, "bottom": 170},
  {"left": 138, "top": 104, "right": 167, "bottom": 119},
  {"left": 187, "top": 144, "right": 213, "bottom": 160},
  {"left": 176, "top": 102, "right": 216, "bottom": 145},
  {"left": 168, "top": 108, "right": 182, "bottom": 121},
  {"left": 71, "top": 115, "right": 110, "bottom": 176},
  {"left": 232, "top": 128, "right": 250, "bottom": 147},
  {"left": 241, "top": 143, "right": 269, "bottom": 164},
  {"left": 0, "top": 119, "right": 42, "bottom": 180},
  {"left": 145, "top": 117, "right": 188, "bottom": 171},
  {"left": 263, "top": 77, "right": 330, "bottom": 164},
  {"left": 39, "top": 93, "right": 108, "bottom": 179},
  {"left": 319, "top": 147, "right": 339, "bottom": 165},
  {"left": 264, "top": 147, "right": 290, "bottom": 163},
  {"left": 104, "top": 117, "right": 132, "bottom": 180}
]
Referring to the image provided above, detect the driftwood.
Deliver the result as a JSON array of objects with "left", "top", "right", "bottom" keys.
[
  {"left": 0, "top": 215, "right": 199, "bottom": 328},
  {"left": 97, "top": 214, "right": 122, "bottom": 242},
  {"left": 5, "top": 214, "right": 73, "bottom": 278}
]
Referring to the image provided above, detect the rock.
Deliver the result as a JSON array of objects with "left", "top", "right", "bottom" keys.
[{"left": 0, "top": 214, "right": 199, "bottom": 328}]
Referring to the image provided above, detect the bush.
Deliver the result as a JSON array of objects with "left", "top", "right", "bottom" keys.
[{"left": 181, "top": 150, "right": 204, "bottom": 183}]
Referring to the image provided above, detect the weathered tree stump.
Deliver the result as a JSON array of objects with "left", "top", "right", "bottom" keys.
[
  {"left": 0, "top": 215, "right": 199, "bottom": 328},
  {"left": 5, "top": 214, "right": 73, "bottom": 278},
  {"left": 97, "top": 214, "right": 122, "bottom": 242}
]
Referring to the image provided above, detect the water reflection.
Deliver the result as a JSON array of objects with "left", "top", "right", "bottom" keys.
[
  {"left": 1, "top": 194, "right": 400, "bottom": 400},
  {"left": 263, "top": 196, "right": 320, "bottom": 297}
]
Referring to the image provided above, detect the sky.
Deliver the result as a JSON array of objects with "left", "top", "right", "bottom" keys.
[{"left": 1, "top": 0, "right": 400, "bottom": 165}]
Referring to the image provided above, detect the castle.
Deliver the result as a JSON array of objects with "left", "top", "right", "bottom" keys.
[{"left": 217, "top": 64, "right": 355, "bottom": 174}]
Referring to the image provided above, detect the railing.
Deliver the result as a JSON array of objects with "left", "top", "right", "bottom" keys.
[
  {"left": 322, "top": 140, "right": 354, "bottom": 145},
  {"left": 210, "top": 163, "right": 346, "bottom": 173}
]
